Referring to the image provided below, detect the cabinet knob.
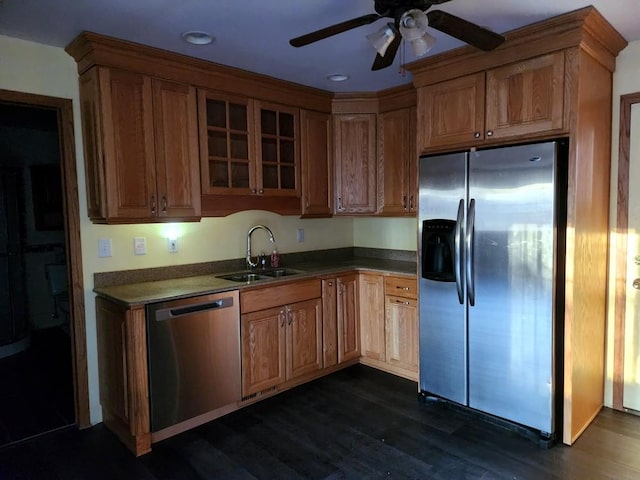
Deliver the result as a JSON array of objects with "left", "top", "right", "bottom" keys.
[
  {"left": 251, "top": 188, "right": 257, "bottom": 194},
  {"left": 337, "top": 197, "right": 343, "bottom": 211},
  {"left": 486, "top": 130, "right": 494, "bottom": 137},
  {"left": 259, "top": 189, "right": 264, "bottom": 195},
  {"left": 474, "top": 132, "right": 481, "bottom": 139}
]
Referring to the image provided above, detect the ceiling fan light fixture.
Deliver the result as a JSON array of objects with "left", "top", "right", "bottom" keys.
[
  {"left": 409, "top": 31, "right": 436, "bottom": 57},
  {"left": 327, "top": 74, "right": 350, "bottom": 82},
  {"left": 366, "top": 23, "right": 396, "bottom": 57}
]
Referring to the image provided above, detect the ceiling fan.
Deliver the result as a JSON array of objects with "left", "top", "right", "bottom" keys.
[{"left": 289, "top": 0, "right": 506, "bottom": 71}]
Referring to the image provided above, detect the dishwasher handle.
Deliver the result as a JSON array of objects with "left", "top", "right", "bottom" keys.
[{"left": 156, "top": 296, "right": 235, "bottom": 321}]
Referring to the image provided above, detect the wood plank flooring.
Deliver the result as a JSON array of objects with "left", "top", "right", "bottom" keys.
[{"left": 1, "top": 365, "right": 639, "bottom": 479}]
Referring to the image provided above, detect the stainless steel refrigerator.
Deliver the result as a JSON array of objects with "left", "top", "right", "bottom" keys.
[{"left": 418, "top": 140, "right": 566, "bottom": 440}]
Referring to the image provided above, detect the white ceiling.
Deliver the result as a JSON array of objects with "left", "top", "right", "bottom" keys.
[{"left": 0, "top": 0, "right": 637, "bottom": 93}]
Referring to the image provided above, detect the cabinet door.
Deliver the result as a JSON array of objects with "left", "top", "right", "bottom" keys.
[
  {"left": 417, "top": 73, "right": 485, "bottom": 151},
  {"left": 378, "top": 107, "right": 417, "bottom": 215},
  {"left": 485, "top": 52, "right": 566, "bottom": 140},
  {"left": 334, "top": 114, "right": 377, "bottom": 214},
  {"left": 255, "top": 102, "right": 300, "bottom": 197},
  {"left": 152, "top": 79, "right": 201, "bottom": 219},
  {"left": 359, "top": 273, "right": 386, "bottom": 361},
  {"left": 286, "top": 298, "right": 323, "bottom": 380},
  {"left": 322, "top": 278, "right": 338, "bottom": 368},
  {"left": 100, "top": 67, "right": 157, "bottom": 219},
  {"left": 385, "top": 295, "right": 419, "bottom": 374},
  {"left": 301, "top": 110, "right": 332, "bottom": 217},
  {"left": 241, "top": 306, "right": 286, "bottom": 397},
  {"left": 337, "top": 273, "right": 360, "bottom": 363},
  {"left": 198, "top": 90, "right": 255, "bottom": 195}
]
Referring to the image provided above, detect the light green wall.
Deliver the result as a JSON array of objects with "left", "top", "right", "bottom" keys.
[{"left": 0, "top": 34, "right": 417, "bottom": 424}]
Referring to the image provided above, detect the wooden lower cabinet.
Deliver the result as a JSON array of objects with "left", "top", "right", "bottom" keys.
[
  {"left": 240, "top": 280, "right": 323, "bottom": 398},
  {"left": 95, "top": 297, "right": 151, "bottom": 456},
  {"left": 359, "top": 273, "right": 419, "bottom": 381},
  {"left": 336, "top": 273, "right": 360, "bottom": 363}
]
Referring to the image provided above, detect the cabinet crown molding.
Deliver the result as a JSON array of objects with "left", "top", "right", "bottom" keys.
[{"left": 407, "top": 6, "right": 627, "bottom": 88}]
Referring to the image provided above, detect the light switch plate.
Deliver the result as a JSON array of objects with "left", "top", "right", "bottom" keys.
[
  {"left": 98, "top": 238, "right": 112, "bottom": 258},
  {"left": 168, "top": 238, "right": 178, "bottom": 253},
  {"left": 134, "top": 237, "right": 146, "bottom": 255}
]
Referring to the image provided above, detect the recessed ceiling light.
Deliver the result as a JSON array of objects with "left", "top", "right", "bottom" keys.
[
  {"left": 327, "top": 74, "right": 350, "bottom": 82},
  {"left": 181, "top": 31, "right": 214, "bottom": 45}
]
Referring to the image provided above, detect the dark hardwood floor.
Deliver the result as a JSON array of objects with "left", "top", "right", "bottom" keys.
[{"left": 1, "top": 365, "right": 639, "bottom": 479}]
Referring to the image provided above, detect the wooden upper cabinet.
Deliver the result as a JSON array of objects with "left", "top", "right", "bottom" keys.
[
  {"left": 378, "top": 107, "right": 417, "bottom": 216},
  {"left": 333, "top": 114, "right": 377, "bottom": 215},
  {"left": 417, "top": 52, "right": 566, "bottom": 152},
  {"left": 78, "top": 66, "right": 200, "bottom": 223},
  {"left": 255, "top": 101, "right": 300, "bottom": 197},
  {"left": 300, "top": 110, "right": 332, "bottom": 217},
  {"left": 198, "top": 90, "right": 255, "bottom": 195},
  {"left": 485, "top": 52, "right": 565, "bottom": 140}
]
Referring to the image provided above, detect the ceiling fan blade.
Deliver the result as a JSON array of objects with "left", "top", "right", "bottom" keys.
[
  {"left": 290, "top": 13, "right": 382, "bottom": 47},
  {"left": 371, "top": 30, "right": 402, "bottom": 71},
  {"left": 427, "top": 10, "right": 505, "bottom": 51}
]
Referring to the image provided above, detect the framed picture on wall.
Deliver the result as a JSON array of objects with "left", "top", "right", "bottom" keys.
[{"left": 30, "top": 164, "right": 63, "bottom": 231}]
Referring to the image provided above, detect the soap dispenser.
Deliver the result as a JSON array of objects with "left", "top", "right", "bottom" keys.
[{"left": 270, "top": 248, "right": 280, "bottom": 268}]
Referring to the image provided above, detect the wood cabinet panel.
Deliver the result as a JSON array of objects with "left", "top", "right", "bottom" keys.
[
  {"left": 337, "top": 273, "right": 360, "bottom": 362},
  {"left": 322, "top": 278, "right": 338, "bottom": 368},
  {"left": 377, "top": 107, "right": 417, "bottom": 216},
  {"left": 385, "top": 295, "right": 419, "bottom": 374},
  {"left": 334, "top": 114, "right": 377, "bottom": 214},
  {"left": 241, "top": 306, "right": 287, "bottom": 396},
  {"left": 485, "top": 52, "right": 565, "bottom": 140},
  {"left": 359, "top": 273, "right": 386, "bottom": 362},
  {"left": 418, "top": 73, "right": 485, "bottom": 152},
  {"left": 384, "top": 275, "right": 418, "bottom": 299},
  {"left": 301, "top": 110, "right": 332, "bottom": 217},
  {"left": 286, "top": 298, "right": 323, "bottom": 380},
  {"left": 152, "top": 79, "right": 201, "bottom": 218}
]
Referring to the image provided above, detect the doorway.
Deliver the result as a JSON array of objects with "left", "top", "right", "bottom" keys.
[{"left": 0, "top": 90, "right": 89, "bottom": 446}]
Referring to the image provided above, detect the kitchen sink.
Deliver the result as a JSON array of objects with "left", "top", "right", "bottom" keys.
[
  {"left": 216, "top": 268, "right": 303, "bottom": 283},
  {"left": 261, "top": 268, "right": 304, "bottom": 278},
  {"left": 216, "top": 272, "right": 272, "bottom": 283}
]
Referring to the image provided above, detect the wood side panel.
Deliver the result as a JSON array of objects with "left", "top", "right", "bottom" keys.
[
  {"left": 125, "top": 306, "right": 150, "bottom": 438},
  {"left": 287, "top": 298, "right": 323, "bottom": 380},
  {"left": 241, "top": 279, "right": 321, "bottom": 313},
  {"left": 563, "top": 49, "right": 612, "bottom": 445},
  {"left": 322, "top": 278, "right": 338, "bottom": 368},
  {"left": 612, "top": 93, "right": 640, "bottom": 410}
]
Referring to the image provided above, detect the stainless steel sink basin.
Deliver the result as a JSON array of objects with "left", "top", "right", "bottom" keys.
[
  {"left": 217, "top": 272, "right": 272, "bottom": 283},
  {"left": 216, "top": 268, "right": 303, "bottom": 283},
  {"left": 261, "top": 268, "right": 303, "bottom": 278}
]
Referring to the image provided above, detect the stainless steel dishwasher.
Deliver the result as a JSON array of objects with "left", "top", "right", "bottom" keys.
[{"left": 146, "top": 290, "right": 241, "bottom": 432}]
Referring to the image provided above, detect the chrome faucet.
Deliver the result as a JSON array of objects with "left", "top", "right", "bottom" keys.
[{"left": 246, "top": 225, "right": 275, "bottom": 269}]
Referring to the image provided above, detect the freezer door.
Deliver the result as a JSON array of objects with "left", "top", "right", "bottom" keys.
[
  {"left": 419, "top": 151, "right": 467, "bottom": 405},
  {"left": 467, "top": 142, "right": 557, "bottom": 434}
]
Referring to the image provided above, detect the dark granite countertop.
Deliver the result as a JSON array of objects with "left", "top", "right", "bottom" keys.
[{"left": 93, "top": 252, "right": 417, "bottom": 307}]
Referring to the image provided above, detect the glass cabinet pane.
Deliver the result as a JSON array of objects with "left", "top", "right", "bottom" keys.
[
  {"left": 230, "top": 133, "right": 248, "bottom": 159},
  {"left": 206, "top": 100, "right": 226, "bottom": 128},
  {"left": 279, "top": 112, "right": 294, "bottom": 137},
  {"left": 230, "top": 162, "right": 250, "bottom": 188},
  {"left": 208, "top": 130, "right": 228, "bottom": 158},
  {"left": 261, "top": 110, "right": 277, "bottom": 135},
  {"left": 280, "top": 140, "right": 294, "bottom": 164},
  {"left": 229, "top": 103, "right": 247, "bottom": 131}
]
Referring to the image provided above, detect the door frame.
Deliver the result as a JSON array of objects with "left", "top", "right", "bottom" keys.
[
  {"left": 613, "top": 92, "right": 640, "bottom": 410},
  {"left": 0, "top": 89, "right": 90, "bottom": 428}
]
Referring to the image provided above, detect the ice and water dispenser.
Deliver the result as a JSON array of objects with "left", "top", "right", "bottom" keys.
[{"left": 421, "top": 219, "right": 456, "bottom": 282}]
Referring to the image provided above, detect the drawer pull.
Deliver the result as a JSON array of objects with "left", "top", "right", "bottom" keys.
[
  {"left": 394, "top": 300, "right": 411, "bottom": 305},
  {"left": 396, "top": 286, "right": 410, "bottom": 291}
]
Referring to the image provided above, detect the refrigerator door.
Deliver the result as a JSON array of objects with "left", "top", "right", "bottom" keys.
[
  {"left": 467, "top": 142, "right": 557, "bottom": 434},
  {"left": 419, "top": 151, "right": 467, "bottom": 405}
]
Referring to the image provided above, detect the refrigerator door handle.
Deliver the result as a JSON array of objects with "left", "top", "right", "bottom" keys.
[
  {"left": 454, "top": 199, "right": 464, "bottom": 304},
  {"left": 466, "top": 198, "right": 476, "bottom": 306}
]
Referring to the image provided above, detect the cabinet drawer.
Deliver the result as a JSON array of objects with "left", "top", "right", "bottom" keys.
[
  {"left": 384, "top": 275, "right": 417, "bottom": 299},
  {"left": 241, "top": 278, "right": 321, "bottom": 313}
]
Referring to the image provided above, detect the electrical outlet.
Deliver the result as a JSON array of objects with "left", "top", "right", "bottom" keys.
[
  {"left": 98, "top": 238, "right": 112, "bottom": 258},
  {"left": 168, "top": 238, "right": 178, "bottom": 253},
  {"left": 134, "top": 237, "right": 146, "bottom": 255},
  {"left": 297, "top": 228, "right": 305, "bottom": 243}
]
